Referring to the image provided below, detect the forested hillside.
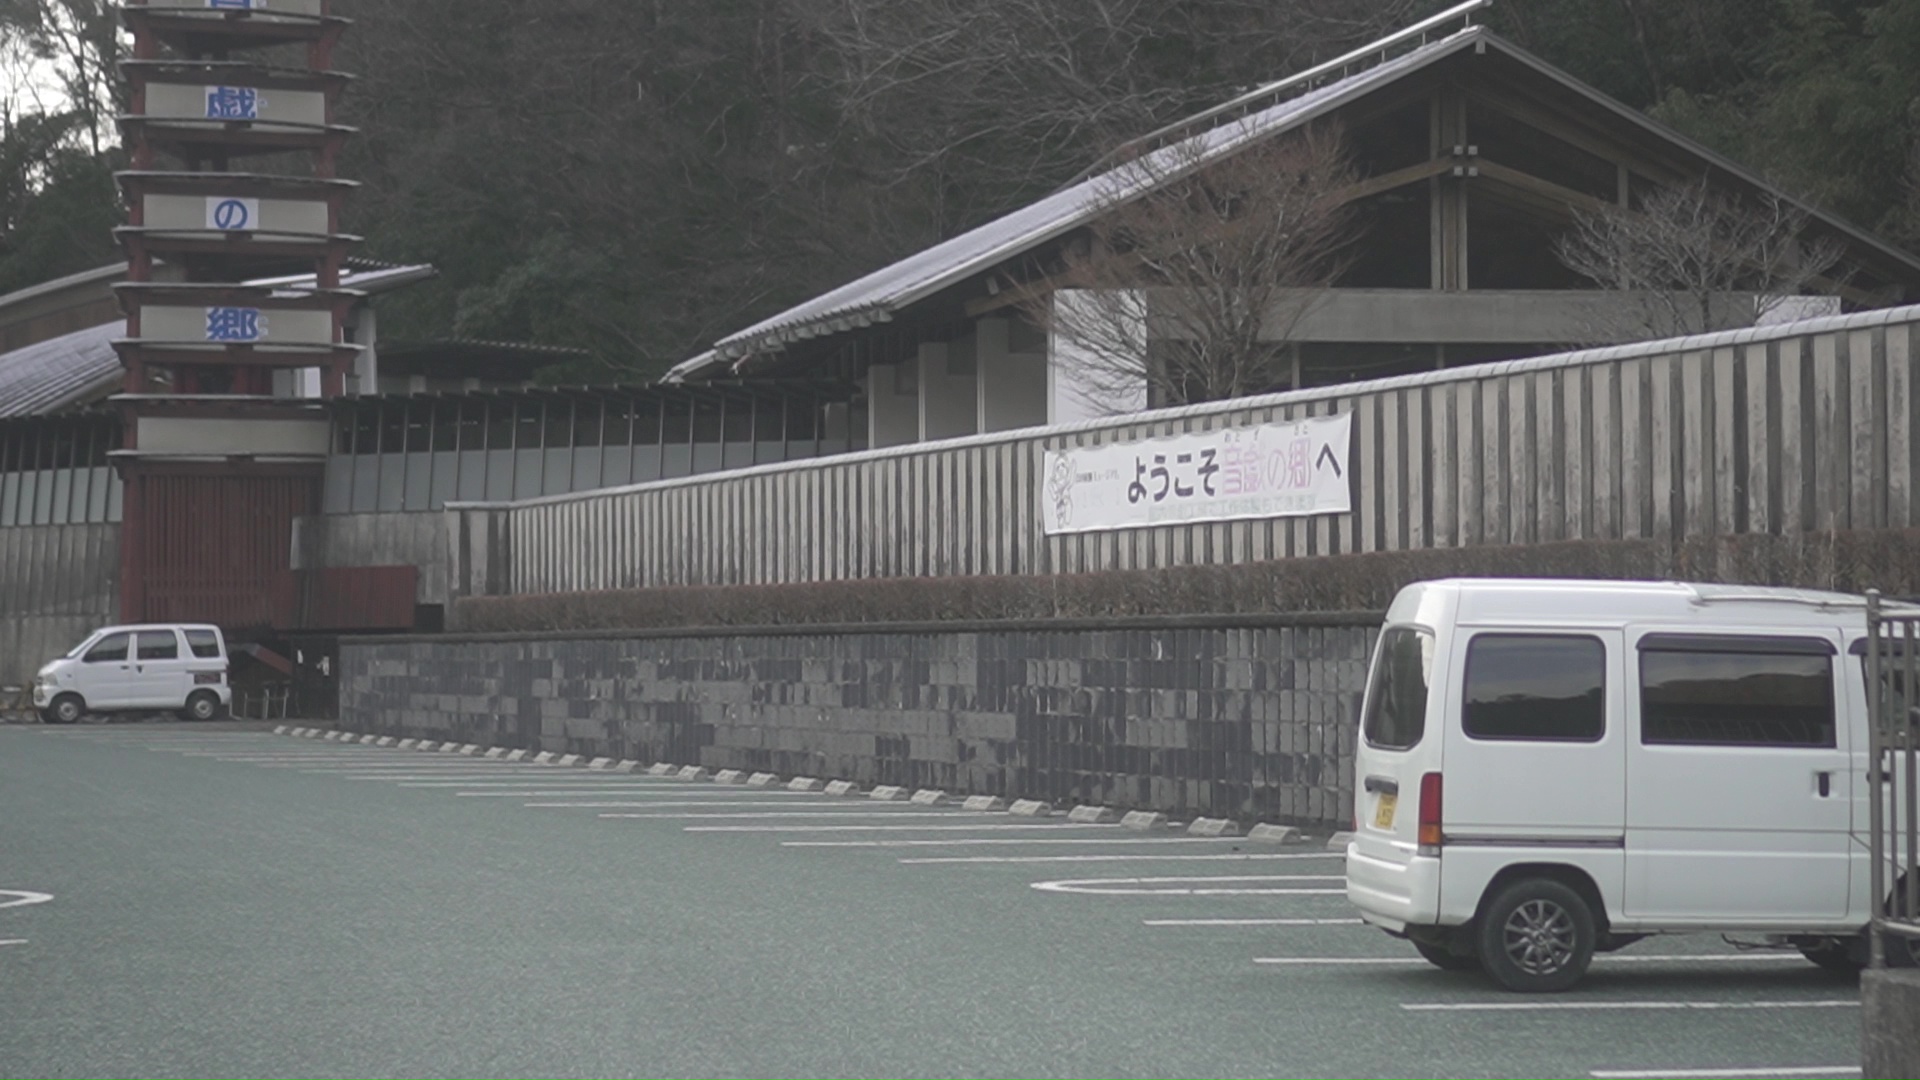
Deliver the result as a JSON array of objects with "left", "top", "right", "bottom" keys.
[{"left": 4, "top": 0, "right": 1919, "bottom": 380}]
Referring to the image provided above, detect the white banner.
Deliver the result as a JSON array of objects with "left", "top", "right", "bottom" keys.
[{"left": 1042, "top": 413, "right": 1353, "bottom": 534}]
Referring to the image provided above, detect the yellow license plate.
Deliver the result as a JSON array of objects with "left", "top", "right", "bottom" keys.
[{"left": 1373, "top": 792, "right": 1397, "bottom": 829}]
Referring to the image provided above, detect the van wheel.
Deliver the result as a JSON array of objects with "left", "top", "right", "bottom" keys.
[
  {"left": 1477, "top": 878, "right": 1596, "bottom": 993},
  {"left": 181, "top": 691, "right": 222, "bottom": 723},
  {"left": 44, "top": 694, "right": 84, "bottom": 725},
  {"left": 1413, "top": 940, "right": 1480, "bottom": 972}
]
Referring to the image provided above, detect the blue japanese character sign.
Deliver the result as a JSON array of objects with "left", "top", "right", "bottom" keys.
[
  {"left": 204, "top": 85, "right": 260, "bottom": 121},
  {"left": 205, "top": 0, "right": 259, "bottom": 10},
  {"left": 1041, "top": 413, "right": 1354, "bottom": 534},
  {"left": 206, "top": 197, "right": 258, "bottom": 231},
  {"left": 205, "top": 306, "right": 265, "bottom": 342}
]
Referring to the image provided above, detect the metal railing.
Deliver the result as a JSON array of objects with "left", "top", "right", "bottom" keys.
[{"left": 1864, "top": 590, "right": 1920, "bottom": 967}]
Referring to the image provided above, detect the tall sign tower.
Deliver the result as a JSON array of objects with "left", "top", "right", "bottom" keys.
[{"left": 113, "top": 0, "right": 358, "bottom": 628}]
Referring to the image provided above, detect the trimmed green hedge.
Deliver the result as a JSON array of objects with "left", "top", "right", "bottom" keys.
[{"left": 449, "top": 528, "right": 1920, "bottom": 633}]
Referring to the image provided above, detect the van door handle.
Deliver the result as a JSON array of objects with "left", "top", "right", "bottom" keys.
[
  {"left": 1817, "top": 771, "right": 1832, "bottom": 797},
  {"left": 1364, "top": 776, "right": 1399, "bottom": 795}
]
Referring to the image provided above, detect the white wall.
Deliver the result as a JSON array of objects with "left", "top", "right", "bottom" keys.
[
  {"left": 1047, "top": 289, "right": 1147, "bottom": 423},
  {"left": 976, "top": 318, "right": 1049, "bottom": 432}
]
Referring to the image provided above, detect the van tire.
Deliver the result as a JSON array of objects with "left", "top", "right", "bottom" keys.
[
  {"left": 1477, "top": 878, "right": 1596, "bottom": 993},
  {"left": 1413, "top": 940, "right": 1481, "bottom": 972},
  {"left": 44, "top": 694, "right": 84, "bottom": 725},
  {"left": 181, "top": 691, "right": 223, "bottom": 723}
]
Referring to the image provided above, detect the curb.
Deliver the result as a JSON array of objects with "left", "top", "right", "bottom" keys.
[
  {"left": 1008, "top": 799, "right": 1053, "bottom": 817},
  {"left": 1246, "top": 824, "right": 1301, "bottom": 843},
  {"left": 1121, "top": 810, "right": 1167, "bottom": 830},
  {"left": 788, "top": 777, "right": 825, "bottom": 792},
  {"left": 910, "top": 789, "right": 947, "bottom": 805},
  {"left": 960, "top": 795, "right": 1006, "bottom": 812},
  {"left": 825, "top": 780, "right": 860, "bottom": 797},
  {"left": 1067, "top": 805, "right": 1119, "bottom": 824}
]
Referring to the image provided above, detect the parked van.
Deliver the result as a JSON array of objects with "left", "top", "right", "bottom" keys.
[
  {"left": 33, "top": 624, "right": 231, "bottom": 724},
  {"left": 1346, "top": 578, "right": 1912, "bottom": 991}
]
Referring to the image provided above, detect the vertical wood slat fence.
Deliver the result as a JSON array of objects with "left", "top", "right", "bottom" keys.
[{"left": 447, "top": 305, "right": 1920, "bottom": 600}]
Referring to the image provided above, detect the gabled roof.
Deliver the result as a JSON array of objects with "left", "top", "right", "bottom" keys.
[
  {"left": 669, "top": 21, "right": 1920, "bottom": 382},
  {"left": 0, "top": 322, "right": 122, "bottom": 419}
]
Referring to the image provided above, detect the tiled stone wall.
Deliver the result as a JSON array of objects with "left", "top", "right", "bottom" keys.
[{"left": 340, "top": 620, "right": 1376, "bottom": 824}]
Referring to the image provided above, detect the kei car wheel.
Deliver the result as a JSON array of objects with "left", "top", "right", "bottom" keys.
[
  {"left": 182, "top": 690, "right": 222, "bottom": 723},
  {"left": 45, "top": 694, "right": 84, "bottom": 725},
  {"left": 1477, "top": 877, "right": 1597, "bottom": 993}
]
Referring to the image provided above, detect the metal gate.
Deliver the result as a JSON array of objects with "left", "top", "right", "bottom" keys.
[{"left": 1864, "top": 591, "right": 1920, "bottom": 967}]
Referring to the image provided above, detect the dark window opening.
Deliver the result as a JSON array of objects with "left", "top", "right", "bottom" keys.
[
  {"left": 1463, "top": 634, "right": 1606, "bottom": 741},
  {"left": 1349, "top": 99, "right": 1431, "bottom": 177},
  {"left": 1338, "top": 189, "right": 1430, "bottom": 288},
  {"left": 1468, "top": 103, "right": 1619, "bottom": 203},
  {"left": 1363, "top": 626, "right": 1434, "bottom": 750},
  {"left": 1467, "top": 190, "right": 1588, "bottom": 290},
  {"left": 1297, "top": 342, "right": 1436, "bottom": 388},
  {"left": 1639, "top": 647, "right": 1836, "bottom": 747}
]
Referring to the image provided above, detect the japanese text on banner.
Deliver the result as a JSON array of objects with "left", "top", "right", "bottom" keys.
[{"left": 1041, "top": 414, "right": 1353, "bottom": 534}]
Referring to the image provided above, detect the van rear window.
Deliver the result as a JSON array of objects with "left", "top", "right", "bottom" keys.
[
  {"left": 185, "top": 629, "right": 222, "bottom": 659},
  {"left": 1363, "top": 627, "right": 1433, "bottom": 750}
]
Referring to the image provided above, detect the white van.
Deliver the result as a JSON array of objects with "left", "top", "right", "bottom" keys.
[
  {"left": 33, "top": 624, "right": 231, "bottom": 724},
  {"left": 1346, "top": 578, "right": 1913, "bottom": 992}
]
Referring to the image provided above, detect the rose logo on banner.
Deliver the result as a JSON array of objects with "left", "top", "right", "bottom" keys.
[{"left": 1040, "top": 414, "right": 1354, "bottom": 534}]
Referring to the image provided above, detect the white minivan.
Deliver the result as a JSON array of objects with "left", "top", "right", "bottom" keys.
[
  {"left": 33, "top": 623, "right": 231, "bottom": 724},
  {"left": 1346, "top": 578, "right": 1913, "bottom": 991}
]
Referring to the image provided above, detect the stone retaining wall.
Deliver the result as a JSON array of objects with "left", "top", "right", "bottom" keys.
[{"left": 339, "top": 615, "right": 1377, "bottom": 824}]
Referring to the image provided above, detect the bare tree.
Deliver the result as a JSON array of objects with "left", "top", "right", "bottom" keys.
[
  {"left": 1016, "top": 123, "right": 1358, "bottom": 411},
  {"left": 1554, "top": 178, "right": 1849, "bottom": 341}
]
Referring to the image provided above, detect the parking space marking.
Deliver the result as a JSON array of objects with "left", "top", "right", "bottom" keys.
[
  {"left": 1589, "top": 1060, "right": 1858, "bottom": 1068},
  {"left": 0, "top": 939, "right": 25, "bottom": 946},
  {"left": 1032, "top": 874, "right": 1344, "bottom": 896},
  {"left": 0, "top": 891, "right": 54, "bottom": 910},
  {"left": 524, "top": 801, "right": 958, "bottom": 810},
  {"left": 1146, "top": 918, "right": 1363, "bottom": 926},
  {"left": 899, "top": 853, "right": 1341, "bottom": 864},
  {"left": 1401, "top": 1000, "right": 1859, "bottom": 1013},
  {"left": 680, "top": 823, "right": 1125, "bottom": 832},
  {"left": 781, "top": 837, "right": 1246, "bottom": 847},
  {"left": 600, "top": 810, "right": 997, "bottom": 820},
  {"left": 450, "top": 789, "right": 816, "bottom": 797},
  {"left": 1256, "top": 954, "right": 1806, "bottom": 967}
]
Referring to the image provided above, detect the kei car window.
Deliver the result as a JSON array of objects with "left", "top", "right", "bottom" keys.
[
  {"left": 184, "top": 629, "right": 221, "bottom": 659},
  {"left": 1463, "top": 634, "right": 1606, "bottom": 741},
  {"left": 84, "top": 633, "right": 129, "bottom": 663},
  {"left": 137, "top": 631, "right": 179, "bottom": 661},
  {"left": 1639, "top": 645, "right": 1836, "bottom": 748},
  {"left": 1362, "top": 627, "right": 1433, "bottom": 750}
]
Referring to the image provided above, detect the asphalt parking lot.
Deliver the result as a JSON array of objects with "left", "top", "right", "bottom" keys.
[{"left": 0, "top": 725, "right": 1868, "bottom": 1079}]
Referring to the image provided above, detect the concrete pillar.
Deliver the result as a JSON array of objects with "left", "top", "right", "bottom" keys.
[
  {"left": 349, "top": 305, "right": 379, "bottom": 394},
  {"left": 976, "top": 318, "right": 1048, "bottom": 433},
  {"left": 1863, "top": 968, "right": 1920, "bottom": 1079},
  {"left": 866, "top": 364, "right": 920, "bottom": 448},
  {"left": 1047, "top": 289, "right": 1147, "bottom": 423},
  {"left": 918, "top": 339, "right": 978, "bottom": 441}
]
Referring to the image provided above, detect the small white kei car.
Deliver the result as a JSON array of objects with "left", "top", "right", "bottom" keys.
[
  {"left": 1346, "top": 578, "right": 1915, "bottom": 991},
  {"left": 33, "top": 623, "right": 231, "bottom": 724}
]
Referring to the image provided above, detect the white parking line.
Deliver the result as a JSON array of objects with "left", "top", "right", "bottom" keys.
[
  {"left": 899, "top": 853, "right": 1340, "bottom": 864},
  {"left": 1589, "top": 1060, "right": 1858, "bottom": 1068},
  {"left": 0, "top": 939, "right": 26, "bottom": 946},
  {"left": 1401, "top": 1000, "right": 1859, "bottom": 1013},
  {"left": 0, "top": 891, "right": 54, "bottom": 910},
  {"left": 1146, "top": 918, "right": 1363, "bottom": 926},
  {"left": 597, "top": 810, "right": 994, "bottom": 820},
  {"left": 1032, "top": 874, "right": 1343, "bottom": 896},
  {"left": 525, "top": 801, "right": 954, "bottom": 809},
  {"left": 677, "top": 823, "right": 1124, "bottom": 832},
  {"left": 425, "top": 782, "right": 790, "bottom": 791},
  {"left": 782, "top": 837, "right": 1246, "bottom": 847},
  {"left": 1257, "top": 954, "right": 1806, "bottom": 967},
  {"left": 450, "top": 789, "right": 810, "bottom": 797}
]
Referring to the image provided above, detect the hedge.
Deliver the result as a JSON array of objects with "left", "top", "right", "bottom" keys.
[{"left": 448, "top": 528, "right": 1920, "bottom": 634}]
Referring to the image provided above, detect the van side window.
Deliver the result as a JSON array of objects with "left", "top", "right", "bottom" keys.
[
  {"left": 136, "top": 631, "right": 179, "bottom": 661},
  {"left": 84, "top": 633, "right": 129, "bottom": 663},
  {"left": 1639, "top": 638, "right": 1836, "bottom": 748},
  {"left": 1362, "top": 627, "right": 1433, "bottom": 750},
  {"left": 1463, "top": 634, "right": 1605, "bottom": 741},
  {"left": 184, "top": 629, "right": 221, "bottom": 659}
]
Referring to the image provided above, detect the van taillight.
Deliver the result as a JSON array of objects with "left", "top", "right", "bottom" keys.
[{"left": 1417, "top": 772, "right": 1443, "bottom": 854}]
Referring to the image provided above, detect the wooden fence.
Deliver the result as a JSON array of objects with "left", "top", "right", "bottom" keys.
[{"left": 444, "top": 304, "right": 1920, "bottom": 599}]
